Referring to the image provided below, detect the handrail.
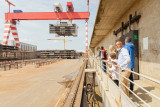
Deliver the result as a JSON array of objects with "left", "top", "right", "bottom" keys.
[
  {"left": 90, "top": 56, "right": 160, "bottom": 85},
  {"left": 88, "top": 56, "right": 160, "bottom": 106},
  {"left": 127, "top": 70, "right": 160, "bottom": 84},
  {"left": 94, "top": 60, "right": 150, "bottom": 106},
  {"left": 119, "top": 81, "right": 150, "bottom": 107},
  {"left": 115, "top": 71, "right": 160, "bottom": 102}
]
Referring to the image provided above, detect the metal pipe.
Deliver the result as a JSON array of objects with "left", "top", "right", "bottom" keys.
[
  {"left": 127, "top": 69, "right": 160, "bottom": 84},
  {"left": 117, "top": 71, "right": 160, "bottom": 102}
]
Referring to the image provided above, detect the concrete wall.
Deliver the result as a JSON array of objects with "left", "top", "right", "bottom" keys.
[{"left": 93, "top": 0, "right": 160, "bottom": 86}]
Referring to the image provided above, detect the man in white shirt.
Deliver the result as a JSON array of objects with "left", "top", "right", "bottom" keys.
[{"left": 115, "top": 41, "right": 131, "bottom": 96}]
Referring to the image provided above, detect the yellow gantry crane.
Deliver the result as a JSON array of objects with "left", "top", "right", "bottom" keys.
[{"left": 48, "top": 39, "right": 72, "bottom": 50}]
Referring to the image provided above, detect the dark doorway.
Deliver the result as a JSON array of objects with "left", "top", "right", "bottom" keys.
[{"left": 117, "top": 30, "right": 139, "bottom": 80}]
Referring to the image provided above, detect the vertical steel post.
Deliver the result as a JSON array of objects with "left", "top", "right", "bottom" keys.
[
  {"left": 64, "top": 39, "right": 65, "bottom": 50},
  {"left": 119, "top": 68, "right": 122, "bottom": 107},
  {"left": 11, "top": 23, "right": 21, "bottom": 50},
  {"left": 3, "top": 23, "right": 11, "bottom": 45},
  {"left": 85, "top": 20, "right": 88, "bottom": 57},
  {"left": 9, "top": 4, "right": 10, "bottom": 13},
  {"left": 87, "top": 0, "right": 89, "bottom": 12}
]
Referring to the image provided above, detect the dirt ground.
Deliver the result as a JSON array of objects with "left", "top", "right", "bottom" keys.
[{"left": 0, "top": 59, "right": 83, "bottom": 107}]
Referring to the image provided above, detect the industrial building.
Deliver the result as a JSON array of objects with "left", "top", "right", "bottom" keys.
[
  {"left": 37, "top": 50, "right": 81, "bottom": 59},
  {"left": 0, "top": 40, "right": 37, "bottom": 52},
  {"left": 0, "top": 40, "right": 37, "bottom": 60},
  {"left": 0, "top": 40, "right": 82, "bottom": 60}
]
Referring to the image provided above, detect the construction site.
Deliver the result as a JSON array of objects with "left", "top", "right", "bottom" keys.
[{"left": 0, "top": 0, "right": 160, "bottom": 107}]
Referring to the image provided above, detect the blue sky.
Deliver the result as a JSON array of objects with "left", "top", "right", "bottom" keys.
[{"left": 0, "top": 0, "right": 99, "bottom": 52}]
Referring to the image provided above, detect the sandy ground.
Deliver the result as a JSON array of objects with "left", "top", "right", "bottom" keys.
[{"left": 0, "top": 59, "right": 83, "bottom": 107}]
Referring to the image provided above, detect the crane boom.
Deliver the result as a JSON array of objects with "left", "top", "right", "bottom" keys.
[
  {"left": 48, "top": 39, "right": 72, "bottom": 50},
  {"left": 48, "top": 39, "right": 71, "bottom": 41},
  {"left": 5, "top": 12, "right": 89, "bottom": 22}
]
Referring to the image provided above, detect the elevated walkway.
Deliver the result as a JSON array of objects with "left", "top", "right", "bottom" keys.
[{"left": 88, "top": 56, "right": 160, "bottom": 107}]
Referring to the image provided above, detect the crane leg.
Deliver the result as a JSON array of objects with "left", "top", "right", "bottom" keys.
[
  {"left": 11, "top": 23, "right": 21, "bottom": 50},
  {"left": 3, "top": 23, "right": 12, "bottom": 45},
  {"left": 85, "top": 20, "right": 88, "bottom": 57}
]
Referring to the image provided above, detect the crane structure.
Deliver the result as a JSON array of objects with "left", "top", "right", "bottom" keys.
[
  {"left": 3, "top": 0, "right": 89, "bottom": 56},
  {"left": 5, "top": 0, "right": 16, "bottom": 13},
  {"left": 48, "top": 39, "right": 72, "bottom": 50}
]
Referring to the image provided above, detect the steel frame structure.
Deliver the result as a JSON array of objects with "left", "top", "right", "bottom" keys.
[{"left": 3, "top": 0, "right": 89, "bottom": 56}]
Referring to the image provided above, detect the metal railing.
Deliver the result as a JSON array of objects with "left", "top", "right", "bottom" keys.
[{"left": 88, "top": 55, "right": 160, "bottom": 107}]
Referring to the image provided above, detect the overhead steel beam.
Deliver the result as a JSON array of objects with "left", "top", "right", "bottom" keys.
[{"left": 5, "top": 12, "right": 90, "bottom": 22}]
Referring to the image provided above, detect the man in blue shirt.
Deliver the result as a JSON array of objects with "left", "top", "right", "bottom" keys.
[{"left": 123, "top": 37, "right": 135, "bottom": 92}]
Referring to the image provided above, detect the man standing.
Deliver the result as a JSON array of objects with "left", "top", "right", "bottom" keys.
[
  {"left": 123, "top": 37, "right": 135, "bottom": 92},
  {"left": 115, "top": 41, "right": 131, "bottom": 96}
]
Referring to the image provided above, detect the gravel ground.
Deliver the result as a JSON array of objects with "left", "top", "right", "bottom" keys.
[{"left": 0, "top": 59, "right": 83, "bottom": 107}]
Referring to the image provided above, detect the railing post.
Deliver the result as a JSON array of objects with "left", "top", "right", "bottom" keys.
[
  {"left": 94, "top": 59, "right": 95, "bottom": 67},
  {"left": 100, "top": 62, "right": 103, "bottom": 81},
  {"left": 106, "top": 69, "right": 109, "bottom": 91},
  {"left": 93, "top": 60, "right": 95, "bottom": 69},
  {"left": 96, "top": 60, "right": 99, "bottom": 75},
  {"left": 119, "top": 68, "right": 122, "bottom": 107}
]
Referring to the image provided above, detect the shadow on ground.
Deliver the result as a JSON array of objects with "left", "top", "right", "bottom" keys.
[{"left": 130, "top": 86, "right": 154, "bottom": 105}]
